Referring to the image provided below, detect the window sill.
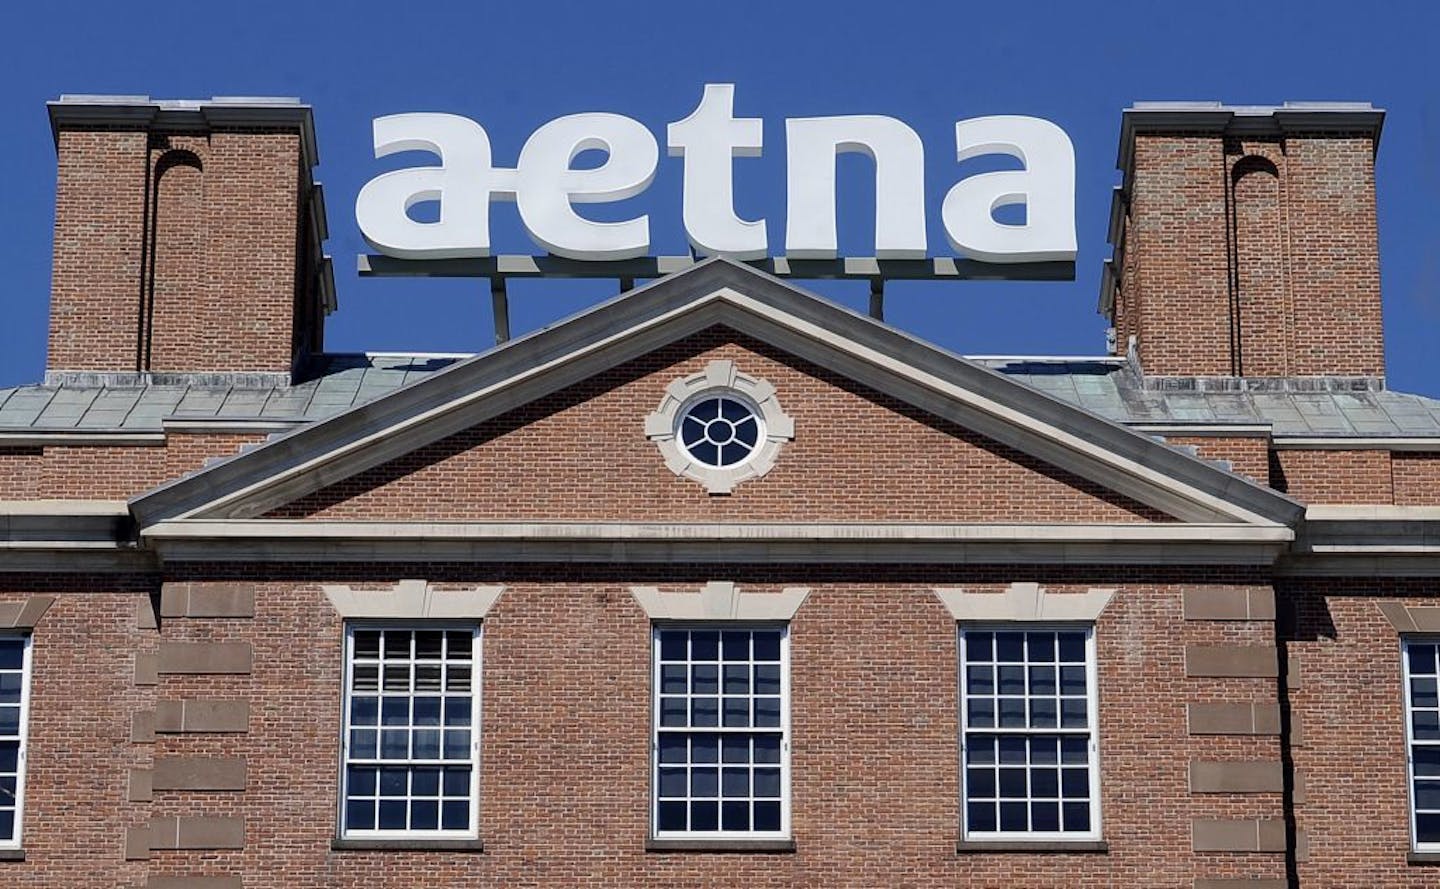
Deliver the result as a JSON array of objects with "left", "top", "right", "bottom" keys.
[
  {"left": 646, "top": 838, "right": 795, "bottom": 853},
  {"left": 331, "top": 838, "right": 484, "bottom": 852},
  {"left": 0, "top": 848, "right": 23, "bottom": 862},
  {"left": 1409, "top": 852, "right": 1440, "bottom": 865},
  {"left": 957, "top": 839, "right": 1108, "bottom": 854}
]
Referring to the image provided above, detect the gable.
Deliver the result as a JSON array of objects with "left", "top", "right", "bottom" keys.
[
  {"left": 130, "top": 259, "right": 1303, "bottom": 531},
  {"left": 265, "top": 327, "right": 1170, "bottom": 524}
]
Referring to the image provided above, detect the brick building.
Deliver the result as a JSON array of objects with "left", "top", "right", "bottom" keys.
[{"left": 0, "top": 95, "right": 1436, "bottom": 887}]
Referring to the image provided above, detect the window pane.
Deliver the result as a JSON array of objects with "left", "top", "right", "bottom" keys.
[
  {"left": 659, "top": 631, "right": 687, "bottom": 661},
  {"left": 968, "top": 802, "right": 996, "bottom": 832},
  {"left": 691, "top": 632, "right": 719, "bottom": 661},
  {"left": 995, "top": 633, "right": 1024, "bottom": 662},
  {"left": 658, "top": 801, "right": 687, "bottom": 831},
  {"left": 692, "top": 665, "right": 718, "bottom": 695},
  {"left": 353, "top": 631, "right": 381, "bottom": 660},
  {"left": 754, "top": 801, "right": 781, "bottom": 831},
  {"left": 753, "top": 632, "right": 781, "bottom": 661}
]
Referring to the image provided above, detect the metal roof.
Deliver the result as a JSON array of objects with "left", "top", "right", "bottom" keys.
[{"left": 0, "top": 353, "right": 1437, "bottom": 439}]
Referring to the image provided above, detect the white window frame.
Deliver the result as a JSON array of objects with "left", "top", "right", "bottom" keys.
[
  {"left": 0, "top": 634, "right": 31, "bottom": 851},
  {"left": 338, "top": 623, "right": 481, "bottom": 840},
  {"left": 650, "top": 623, "right": 792, "bottom": 840},
  {"left": 958, "top": 624, "right": 1101, "bottom": 843},
  {"left": 1402, "top": 636, "right": 1440, "bottom": 852}
]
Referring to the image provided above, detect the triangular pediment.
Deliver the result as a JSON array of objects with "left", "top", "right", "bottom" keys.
[{"left": 130, "top": 259, "right": 1302, "bottom": 534}]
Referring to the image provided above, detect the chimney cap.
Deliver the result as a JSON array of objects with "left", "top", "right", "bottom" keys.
[{"left": 48, "top": 94, "right": 318, "bottom": 168}]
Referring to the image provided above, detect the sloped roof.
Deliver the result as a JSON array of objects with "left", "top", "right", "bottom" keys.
[{"left": 4, "top": 355, "right": 1439, "bottom": 439}]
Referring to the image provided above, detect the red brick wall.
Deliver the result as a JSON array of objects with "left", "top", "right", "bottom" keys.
[
  {"left": 269, "top": 328, "right": 1170, "bottom": 524},
  {"left": 1272, "top": 449, "right": 1393, "bottom": 504},
  {"left": 0, "top": 433, "right": 264, "bottom": 500},
  {"left": 48, "top": 126, "right": 307, "bottom": 375},
  {"left": 34, "top": 562, "right": 1275, "bottom": 889},
  {"left": 1281, "top": 579, "right": 1433, "bottom": 885},
  {"left": 1285, "top": 138, "right": 1385, "bottom": 377},
  {"left": 0, "top": 575, "right": 155, "bottom": 889},
  {"left": 1122, "top": 135, "right": 1234, "bottom": 376},
  {"left": 48, "top": 130, "right": 149, "bottom": 373},
  {"left": 1165, "top": 436, "right": 1270, "bottom": 485},
  {"left": 1392, "top": 453, "right": 1440, "bottom": 506}
]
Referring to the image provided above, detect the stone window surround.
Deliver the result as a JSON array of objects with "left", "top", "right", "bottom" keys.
[{"left": 645, "top": 359, "right": 795, "bottom": 495}]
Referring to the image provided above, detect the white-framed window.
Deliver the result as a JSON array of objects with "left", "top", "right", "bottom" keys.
[
  {"left": 959, "top": 626, "right": 1100, "bottom": 841},
  {"left": 339, "top": 625, "right": 480, "bottom": 838},
  {"left": 1403, "top": 637, "right": 1440, "bottom": 850},
  {"left": 0, "top": 635, "right": 30, "bottom": 849},
  {"left": 652, "top": 625, "right": 789, "bottom": 838}
]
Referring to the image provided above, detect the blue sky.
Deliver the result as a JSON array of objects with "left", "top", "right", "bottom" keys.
[{"left": 2, "top": 1, "right": 1437, "bottom": 394}]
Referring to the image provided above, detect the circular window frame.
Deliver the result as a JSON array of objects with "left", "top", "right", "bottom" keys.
[
  {"left": 674, "top": 390, "right": 767, "bottom": 470},
  {"left": 645, "top": 359, "right": 794, "bottom": 494}
]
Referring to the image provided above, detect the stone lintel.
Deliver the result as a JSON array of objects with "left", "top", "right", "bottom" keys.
[
  {"left": 323, "top": 579, "right": 503, "bottom": 619},
  {"left": 630, "top": 582, "right": 809, "bottom": 621},
  {"left": 934, "top": 582, "right": 1114, "bottom": 622},
  {"left": 1378, "top": 602, "right": 1440, "bottom": 633},
  {"left": 0, "top": 596, "right": 55, "bottom": 629}
]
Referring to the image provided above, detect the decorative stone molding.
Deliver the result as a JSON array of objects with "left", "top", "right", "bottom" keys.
[
  {"left": 1184, "top": 645, "right": 1278, "bottom": 678},
  {"left": 1182, "top": 588, "right": 1275, "bottom": 621},
  {"left": 0, "top": 596, "right": 54, "bottom": 629},
  {"left": 156, "top": 642, "right": 252, "bottom": 675},
  {"left": 1188, "top": 760, "right": 1285, "bottom": 793},
  {"left": 1187, "top": 702, "right": 1282, "bottom": 736},
  {"left": 322, "top": 579, "right": 504, "bottom": 619},
  {"left": 644, "top": 359, "right": 795, "bottom": 494},
  {"left": 629, "top": 581, "right": 809, "bottom": 621},
  {"left": 160, "top": 582, "right": 254, "bottom": 618},
  {"left": 1377, "top": 602, "right": 1440, "bottom": 633},
  {"left": 933, "top": 582, "right": 1115, "bottom": 622},
  {"left": 151, "top": 756, "right": 247, "bottom": 791},
  {"left": 1191, "top": 818, "right": 1295, "bottom": 853},
  {"left": 156, "top": 700, "right": 250, "bottom": 734}
]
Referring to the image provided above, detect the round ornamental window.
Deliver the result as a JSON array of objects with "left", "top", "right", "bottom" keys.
[{"left": 677, "top": 395, "right": 763, "bottom": 468}]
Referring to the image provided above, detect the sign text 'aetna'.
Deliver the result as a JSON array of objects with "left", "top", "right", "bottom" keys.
[{"left": 355, "top": 84, "right": 1077, "bottom": 265}]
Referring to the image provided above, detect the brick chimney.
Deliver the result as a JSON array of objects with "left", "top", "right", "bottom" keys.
[
  {"left": 1100, "top": 102, "right": 1385, "bottom": 380},
  {"left": 46, "top": 96, "right": 334, "bottom": 383}
]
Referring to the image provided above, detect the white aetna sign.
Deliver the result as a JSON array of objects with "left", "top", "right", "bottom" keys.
[{"left": 355, "top": 84, "right": 1076, "bottom": 264}]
